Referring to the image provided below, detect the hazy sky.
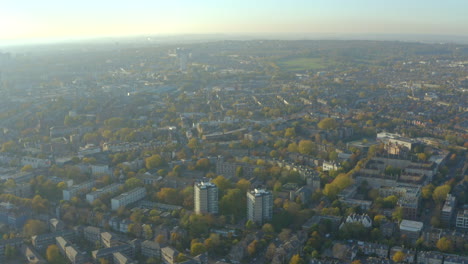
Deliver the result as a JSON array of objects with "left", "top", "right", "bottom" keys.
[{"left": 2, "top": 0, "right": 468, "bottom": 43}]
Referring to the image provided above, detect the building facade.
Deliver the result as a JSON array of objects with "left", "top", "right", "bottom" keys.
[
  {"left": 111, "top": 187, "right": 146, "bottom": 210},
  {"left": 194, "top": 181, "right": 218, "bottom": 214},
  {"left": 247, "top": 189, "right": 273, "bottom": 224}
]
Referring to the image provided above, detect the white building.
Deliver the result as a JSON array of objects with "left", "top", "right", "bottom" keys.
[
  {"left": 111, "top": 187, "right": 146, "bottom": 210},
  {"left": 86, "top": 183, "right": 122, "bottom": 203},
  {"left": 342, "top": 213, "right": 372, "bottom": 228},
  {"left": 399, "top": 219, "right": 424, "bottom": 241},
  {"left": 247, "top": 189, "right": 273, "bottom": 224},
  {"left": 456, "top": 209, "right": 468, "bottom": 229},
  {"left": 63, "top": 180, "right": 96, "bottom": 201},
  {"left": 90, "top": 164, "right": 111, "bottom": 176},
  {"left": 194, "top": 181, "right": 218, "bottom": 214}
]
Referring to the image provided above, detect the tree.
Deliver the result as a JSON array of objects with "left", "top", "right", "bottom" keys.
[
  {"left": 190, "top": 242, "right": 207, "bottom": 256},
  {"left": 125, "top": 177, "right": 143, "bottom": 190},
  {"left": 145, "top": 154, "right": 163, "bottom": 169},
  {"left": 284, "top": 128, "right": 296, "bottom": 138},
  {"left": 436, "top": 237, "right": 454, "bottom": 252},
  {"left": 23, "top": 219, "right": 47, "bottom": 237},
  {"left": 212, "top": 176, "right": 232, "bottom": 193},
  {"left": 247, "top": 240, "right": 258, "bottom": 256},
  {"left": 392, "top": 251, "right": 406, "bottom": 263},
  {"left": 432, "top": 185, "right": 451, "bottom": 204},
  {"left": 21, "top": 164, "right": 33, "bottom": 172},
  {"left": 289, "top": 254, "right": 304, "bottom": 264},
  {"left": 195, "top": 158, "right": 210, "bottom": 171},
  {"left": 187, "top": 138, "right": 200, "bottom": 152},
  {"left": 46, "top": 245, "right": 62, "bottom": 264},
  {"left": 298, "top": 140, "right": 315, "bottom": 155},
  {"left": 422, "top": 184, "right": 435, "bottom": 200},
  {"left": 1, "top": 141, "right": 18, "bottom": 153},
  {"left": 236, "top": 178, "right": 251, "bottom": 193},
  {"left": 318, "top": 118, "right": 338, "bottom": 130},
  {"left": 265, "top": 243, "right": 277, "bottom": 260}
]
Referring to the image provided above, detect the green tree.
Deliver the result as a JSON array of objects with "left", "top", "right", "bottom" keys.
[{"left": 125, "top": 178, "right": 143, "bottom": 190}]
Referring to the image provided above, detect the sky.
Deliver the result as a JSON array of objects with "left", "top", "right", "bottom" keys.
[{"left": 1, "top": 0, "right": 468, "bottom": 44}]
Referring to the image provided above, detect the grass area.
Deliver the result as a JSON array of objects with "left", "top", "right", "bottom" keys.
[{"left": 277, "top": 57, "right": 330, "bottom": 71}]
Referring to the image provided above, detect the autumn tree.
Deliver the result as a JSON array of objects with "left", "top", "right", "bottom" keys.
[
  {"left": 236, "top": 178, "right": 251, "bottom": 193},
  {"left": 190, "top": 242, "right": 207, "bottom": 256},
  {"left": 212, "top": 176, "right": 232, "bottom": 193},
  {"left": 289, "top": 254, "right": 304, "bottom": 264},
  {"left": 46, "top": 245, "right": 63, "bottom": 264},
  {"left": 392, "top": 251, "right": 405, "bottom": 263},
  {"left": 298, "top": 140, "right": 315, "bottom": 155},
  {"left": 145, "top": 154, "right": 163, "bottom": 169},
  {"left": 432, "top": 184, "right": 451, "bottom": 204},
  {"left": 436, "top": 237, "right": 454, "bottom": 252},
  {"left": 318, "top": 118, "right": 338, "bottom": 130},
  {"left": 23, "top": 219, "right": 47, "bottom": 237}
]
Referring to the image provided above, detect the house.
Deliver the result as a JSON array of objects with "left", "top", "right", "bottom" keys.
[
  {"left": 83, "top": 226, "right": 101, "bottom": 244},
  {"left": 161, "top": 246, "right": 178, "bottom": 264},
  {"left": 49, "top": 218, "right": 65, "bottom": 232},
  {"left": 341, "top": 214, "right": 372, "bottom": 228},
  {"left": 354, "top": 241, "right": 389, "bottom": 259},
  {"left": 389, "top": 246, "right": 416, "bottom": 263},
  {"left": 416, "top": 251, "right": 443, "bottom": 264},
  {"left": 141, "top": 240, "right": 161, "bottom": 259}
]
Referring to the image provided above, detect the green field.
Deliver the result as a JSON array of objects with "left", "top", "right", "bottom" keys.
[{"left": 277, "top": 57, "right": 330, "bottom": 71}]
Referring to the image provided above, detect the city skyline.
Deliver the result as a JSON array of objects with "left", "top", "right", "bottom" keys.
[{"left": 2, "top": 0, "right": 468, "bottom": 45}]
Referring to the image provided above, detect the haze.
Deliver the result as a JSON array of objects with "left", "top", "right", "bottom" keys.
[{"left": 2, "top": 0, "right": 468, "bottom": 45}]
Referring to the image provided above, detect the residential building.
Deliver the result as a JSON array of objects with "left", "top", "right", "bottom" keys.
[
  {"left": 92, "top": 244, "right": 133, "bottom": 263},
  {"left": 390, "top": 247, "right": 416, "bottom": 263},
  {"left": 111, "top": 187, "right": 146, "bottom": 210},
  {"left": 456, "top": 209, "right": 468, "bottom": 229},
  {"left": 194, "top": 181, "right": 218, "bottom": 214},
  {"left": 247, "top": 189, "right": 273, "bottom": 224},
  {"left": 49, "top": 218, "right": 65, "bottom": 232},
  {"left": 32, "top": 230, "right": 75, "bottom": 252},
  {"left": 141, "top": 240, "right": 161, "bottom": 259},
  {"left": 101, "top": 232, "right": 118, "bottom": 248},
  {"left": 63, "top": 180, "right": 96, "bottom": 201},
  {"left": 399, "top": 219, "right": 423, "bottom": 242},
  {"left": 3, "top": 182, "right": 32, "bottom": 198},
  {"left": 341, "top": 214, "right": 372, "bottom": 228},
  {"left": 83, "top": 226, "right": 101, "bottom": 244},
  {"left": 417, "top": 251, "right": 443, "bottom": 264},
  {"left": 21, "top": 244, "right": 46, "bottom": 264},
  {"left": 86, "top": 183, "right": 122, "bottom": 203},
  {"left": 113, "top": 252, "right": 138, "bottom": 264},
  {"left": 441, "top": 194, "right": 456, "bottom": 227},
  {"left": 161, "top": 246, "right": 178, "bottom": 264}
]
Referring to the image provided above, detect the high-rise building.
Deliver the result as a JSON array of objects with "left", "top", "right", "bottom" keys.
[
  {"left": 194, "top": 181, "right": 218, "bottom": 214},
  {"left": 247, "top": 189, "right": 273, "bottom": 224}
]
